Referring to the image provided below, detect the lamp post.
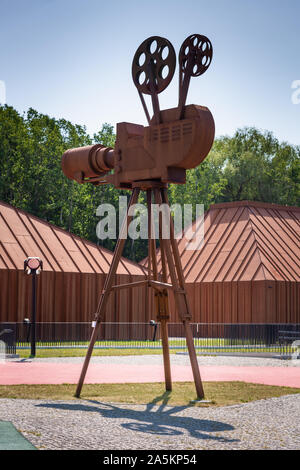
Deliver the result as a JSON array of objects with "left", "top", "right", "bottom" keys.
[
  {"left": 149, "top": 320, "right": 158, "bottom": 342},
  {"left": 24, "top": 257, "right": 43, "bottom": 358}
]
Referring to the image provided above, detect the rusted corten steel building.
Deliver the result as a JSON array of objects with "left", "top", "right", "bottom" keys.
[
  {"left": 0, "top": 201, "right": 147, "bottom": 323},
  {"left": 151, "top": 201, "right": 300, "bottom": 323}
]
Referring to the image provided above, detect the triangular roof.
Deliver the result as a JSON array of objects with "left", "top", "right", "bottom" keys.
[
  {"left": 146, "top": 201, "right": 300, "bottom": 283},
  {"left": 0, "top": 200, "right": 146, "bottom": 276}
]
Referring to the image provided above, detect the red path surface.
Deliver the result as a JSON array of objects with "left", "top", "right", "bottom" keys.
[{"left": 1, "top": 362, "right": 300, "bottom": 388}]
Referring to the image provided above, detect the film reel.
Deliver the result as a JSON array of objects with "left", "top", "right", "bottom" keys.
[
  {"left": 132, "top": 36, "right": 176, "bottom": 95},
  {"left": 179, "top": 34, "right": 213, "bottom": 77}
]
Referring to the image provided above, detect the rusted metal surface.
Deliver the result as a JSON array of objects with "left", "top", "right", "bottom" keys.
[
  {"left": 61, "top": 35, "right": 215, "bottom": 189},
  {"left": 75, "top": 182, "right": 205, "bottom": 398},
  {"left": 61, "top": 144, "right": 114, "bottom": 184},
  {"left": 178, "top": 34, "right": 213, "bottom": 119},
  {"left": 145, "top": 201, "right": 300, "bottom": 324},
  {"left": 0, "top": 200, "right": 148, "bottom": 323},
  {"left": 61, "top": 34, "right": 214, "bottom": 398},
  {"left": 75, "top": 188, "right": 141, "bottom": 396},
  {"left": 0, "top": 200, "right": 145, "bottom": 276},
  {"left": 0, "top": 269, "right": 151, "bottom": 324},
  {"left": 132, "top": 36, "right": 176, "bottom": 96},
  {"left": 61, "top": 106, "right": 215, "bottom": 188}
]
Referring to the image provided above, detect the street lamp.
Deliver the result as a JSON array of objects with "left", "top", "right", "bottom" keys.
[
  {"left": 24, "top": 257, "right": 43, "bottom": 357},
  {"left": 149, "top": 320, "right": 158, "bottom": 342}
]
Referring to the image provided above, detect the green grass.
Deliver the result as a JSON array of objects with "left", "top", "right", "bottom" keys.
[
  {"left": 16, "top": 348, "right": 172, "bottom": 358},
  {"left": 0, "top": 382, "right": 299, "bottom": 407},
  {"left": 16, "top": 345, "right": 283, "bottom": 358}
]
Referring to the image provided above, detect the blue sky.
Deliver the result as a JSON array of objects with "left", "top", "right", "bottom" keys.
[{"left": 0, "top": 0, "right": 300, "bottom": 144}]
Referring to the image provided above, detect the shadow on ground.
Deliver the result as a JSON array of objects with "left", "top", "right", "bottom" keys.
[{"left": 36, "top": 394, "right": 239, "bottom": 444}]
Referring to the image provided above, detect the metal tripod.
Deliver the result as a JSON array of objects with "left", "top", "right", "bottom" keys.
[{"left": 75, "top": 181, "right": 204, "bottom": 399}]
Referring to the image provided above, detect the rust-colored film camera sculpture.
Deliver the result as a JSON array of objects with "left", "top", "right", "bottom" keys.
[{"left": 62, "top": 34, "right": 215, "bottom": 399}]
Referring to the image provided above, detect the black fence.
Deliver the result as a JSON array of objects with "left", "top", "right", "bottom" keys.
[{"left": 1, "top": 322, "right": 300, "bottom": 356}]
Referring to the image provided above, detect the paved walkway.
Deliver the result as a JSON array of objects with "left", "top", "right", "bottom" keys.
[
  {"left": 0, "top": 420, "right": 36, "bottom": 450},
  {"left": 1, "top": 356, "right": 300, "bottom": 387}
]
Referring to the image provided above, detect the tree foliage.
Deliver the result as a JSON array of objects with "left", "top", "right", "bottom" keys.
[
  {"left": 169, "top": 127, "right": 300, "bottom": 210},
  {"left": 0, "top": 105, "right": 299, "bottom": 261}
]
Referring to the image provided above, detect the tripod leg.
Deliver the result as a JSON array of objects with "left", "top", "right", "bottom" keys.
[
  {"left": 75, "top": 188, "right": 140, "bottom": 397},
  {"left": 156, "top": 188, "right": 204, "bottom": 399},
  {"left": 145, "top": 190, "right": 152, "bottom": 322},
  {"left": 146, "top": 190, "right": 152, "bottom": 282},
  {"left": 157, "top": 293, "right": 172, "bottom": 391},
  {"left": 156, "top": 197, "right": 172, "bottom": 391},
  {"left": 148, "top": 190, "right": 172, "bottom": 391}
]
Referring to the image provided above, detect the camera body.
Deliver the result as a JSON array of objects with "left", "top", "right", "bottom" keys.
[
  {"left": 61, "top": 104, "right": 214, "bottom": 189},
  {"left": 62, "top": 34, "right": 215, "bottom": 189}
]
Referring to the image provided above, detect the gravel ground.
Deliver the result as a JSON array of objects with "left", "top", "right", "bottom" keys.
[
  {"left": 0, "top": 395, "right": 299, "bottom": 450},
  {"left": 10, "top": 354, "right": 297, "bottom": 368}
]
